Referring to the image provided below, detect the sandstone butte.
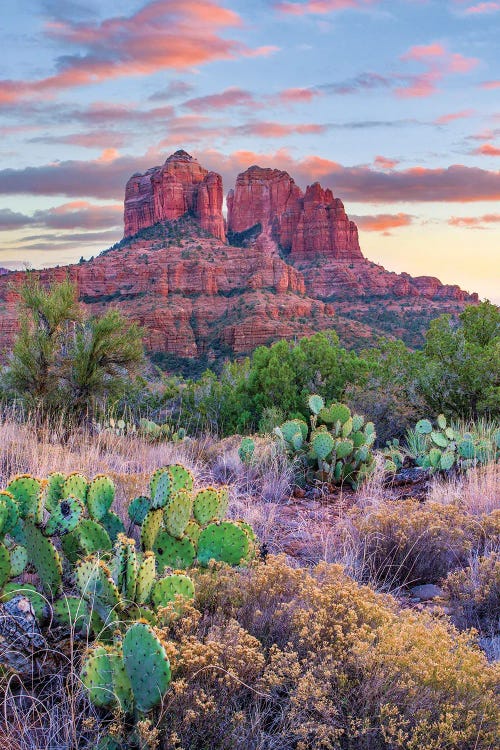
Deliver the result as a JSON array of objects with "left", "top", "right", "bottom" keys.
[{"left": 0, "top": 150, "right": 478, "bottom": 362}]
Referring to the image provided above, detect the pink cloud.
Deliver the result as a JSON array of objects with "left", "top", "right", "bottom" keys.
[
  {"left": 435, "top": 109, "right": 475, "bottom": 124},
  {"left": 183, "top": 88, "right": 255, "bottom": 112},
  {"left": 0, "top": 1, "right": 277, "bottom": 103},
  {"left": 353, "top": 213, "right": 413, "bottom": 232},
  {"left": 449, "top": 213, "right": 500, "bottom": 227},
  {"left": 474, "top": 143, "right": 500, "bottom": 156},
  {"left": 277, "top": 87, "right": 320, "bottom": 103},
  {"left": 276, "top": 0, "right": 375, "bottom": 15},
  {"left": 396, "top": 43, "right": 479, "bottom": 98},
  {"left": 402, "top": 43, "right": 447, "bottom": 61},
  {"left": 481, "top": 79, "right": 500, "bottom": 89},
  {"left": 374, "top": 155, "right": 399, "bottom": 169},
  {"left": 0, "top": 201, "right": 122, "bottom": 231},
  {"left": 463, "top": 2, "right": 500, "bottom": 13}
]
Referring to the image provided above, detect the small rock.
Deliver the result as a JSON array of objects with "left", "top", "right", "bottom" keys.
[{"left": 409, "top": 584, "right": 444, "bottom": 601}]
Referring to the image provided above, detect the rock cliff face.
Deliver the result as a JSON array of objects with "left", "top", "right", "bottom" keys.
[
  {"left": 0, "top": 151, "right": 479, "bottom": 362},
  {"left": 227, "top": 166, "right": 361, "bottom": 260},
  {"left": 124, "top": 150, "right": 225, "bottom": 241}
]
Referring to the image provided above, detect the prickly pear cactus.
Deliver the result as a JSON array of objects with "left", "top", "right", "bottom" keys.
[
  {"left": 276, "top": 397, "right": 375, "bottom": 488},
  {"left": 62, "top": 519, "right": 112, "bottom": 563},
  {"left": 100, "top": 511, "right": 125, "bottom": 542},
  {"left": 197, "top": 521, "right": 250, "bottom": 567},
  {"left": 150, "top": 468, "right": 172, "bottom": 509},
  {"left": 167, "top": 464, "right": 194, "bottom": 494},
  {"left": 0, "top": 542, "right": 10, "bottom": 589},
  {"left": 193, "top": 488, "right": 220, "bottom": 526},
  {"left": 135, "top": 552, "right": 156, "bottom": 605},
  {"left": 128, "top": 496, "right": 150, "bottom": 526},
  {"left": 7, "top": 475, "right": 42, "bottom": 522},
  {"left": 45, "top": 495, "right": 83, "bottom": 536},
  {"left": 9, "top": 544, "right": 28, "bottom": 577},
  {"left": 238, "top": 437, "right": 255, "bottom": 464},
  {"left": 87, "top": 475, "right": 115, "bottom": 520},
  {"left": 45, "top": 472, "right": 66, "bottom": 512},
  {"left": 81, "top": 645, "right": 132, "bottom": 711},
  {"left": 164, "top": 489, "right": 192, "bottom": 539},
  {"left": 153, "top": 531, "right": 196, "bottom": 572},
  {"left": 152, "top": 573, "right": 195, "bottom": 611},
  {"left": 140, "top": 509, "right": 164, "bottom": 551},
  {"left": 122, "top": 622, "right": 171, "bottom": 712},
  {"left": 76, "top": 557, "right": 120, "bottom": 622},
  {"left": 62, "top": 473, "right": 88, "bottom": 504},
  {"left": 23, "top": 520, "right": 62, "bottom": 594}
]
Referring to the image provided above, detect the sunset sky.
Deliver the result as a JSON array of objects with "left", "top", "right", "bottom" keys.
[{"left": 1, "top": 0, "right": 499, "bottom": 301}]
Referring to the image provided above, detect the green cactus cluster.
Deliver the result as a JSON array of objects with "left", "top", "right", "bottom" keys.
[
  {"left": 274, "top": 395, "right": 376, "bottom": 489},
  {"left": 404, "top": 414, "right": 500, "bottom": 473},
  {"left": 0, "top": 471, "right": 124, "bottom": 595},
  {"left": 128, "top": 465, "right": 254, "bottom": 569},
  {"left": 0, "top": 462, "right": 259, "bottom": 749},
  {"left": 138, "top": 418, "right": 187, "bottom": 443}
]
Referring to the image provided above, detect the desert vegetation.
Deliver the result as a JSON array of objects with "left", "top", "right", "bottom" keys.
[{"left": 0, "top": 281, "right": 498, "bottom": 749}]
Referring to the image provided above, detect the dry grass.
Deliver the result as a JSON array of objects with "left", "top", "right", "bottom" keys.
[{"left": 428, "top": 460, "right": 500, "bottom": 515}]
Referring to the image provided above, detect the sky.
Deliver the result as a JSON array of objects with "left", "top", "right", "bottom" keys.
[{"left": 0, "top": 0, "right": 499, "bottom": 301}]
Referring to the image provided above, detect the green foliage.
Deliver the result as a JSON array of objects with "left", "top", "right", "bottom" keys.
[
  {"left": 276, "top": 396, "right": 375, "bottom": 488},
  {"left": 418, "top": 301, "right": 500, "bottom": 419},
  {"left": 4, "top": 278, "right": 144, "bottom": 422}
]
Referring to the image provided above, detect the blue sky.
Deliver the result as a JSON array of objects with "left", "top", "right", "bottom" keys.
[{"left": 1, "top": 0, "right": 499, "bottom": 300}]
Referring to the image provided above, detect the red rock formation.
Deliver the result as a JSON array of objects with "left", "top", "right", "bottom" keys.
[
  {"left": 227, "top": 167, "right": 361, "bottom": 260},
  {"left": 124, "top": 150, "right": 225, "bottom": 241},
  {"left": 227, "top": 166, "right": 303, "bottom": 250},
  {"left": 0, "top": 151, "right": 479, "bottom": 361}
]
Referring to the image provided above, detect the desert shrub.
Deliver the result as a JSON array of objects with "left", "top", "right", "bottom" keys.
[
  {"left": 159, "top": 556, "right": 500, "bottom": 750},
  {"left": 341, "top": 499, "right": 496, "bottom": 587},
  {"left": 443, "top": 551, "right": 500, "bottom": 635}
]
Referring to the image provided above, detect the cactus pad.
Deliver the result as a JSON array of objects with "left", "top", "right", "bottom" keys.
[
  {"left": 312, "top": 432, "right": 334, "bottom": 460},
  {"left": 440, "top": 451, "right": 455, "bottom": 471},
  {"left": 122, "top": 622, "right": 171, "bottom": 712},
  {"left": 184, "top": 520, "right": 202, "bottom": 545},
  {"left": 7, "top": 475, "right": 42, "bottom": 521},
  {"left": 164, "top": 489, "right": 192, "bottom": 539},
  {"left": 52, "top": 596, "right": 91, "bottom": 632},
  {"left": 128, "top": 496, "right": 150, "bottom": 526},
  {"left": 431, "top": 431, "right": 448, "bottom": 448},
  {"left": 45, "top": 472, "right": 66, "bottom": 511},
  {"left": 152, "top": 573, "right": 195, "bottom": 610},
  {"left": 352, "top": 414, "right": 365, "bottom": 432},
  {"left": 76, "top": 557, "right": 120, "bottom": 621},
  {"left": 45, "top": 495, "right": 83, "bottom": 536},
  {"left": 9, "top": 544, "right": 28, "bottom": 577},
  {"left": 0, "top": 491, "right": 19, "bottom": 536},
  {"left": 415, "top": 419, "right": 433, "bottom": 435},
  {"left": 135, "top": 552, "right": 156, "bottom": 605},
  {"left": 335, "top": 439, "right": 354, "bottom": 460},
  {"left": 23, "top": 520, "right": 62, "bottom": 594},
  {"left": 0, "top": 542, "right": 10, "bottom": 589},
  {"left": 150, "top": 468, "right": 172, "bottom": 509},
  {"left": 140, "top": 508, "right": 164, "bottom": 551},
  {"left": 319, "top": 403, "right": 350, "bottom": 425},
  {"left": 308, "top": 394, "right": 325, "bottom": 415},
  {"left": 87, "top": 475, "right": 115, "bottom": 520},
  {"left": 167, "top": 464, "right": 194, "bottom": 494},
  {"left": 197, "top": 521, "right": 250, "bottom": 567},
  {"left": 100, "top": 511, "right": 125, "bottom": 541},
  {"left": 62, "top": 473, "right": 88, "bottom": 503},
  {"left": 153, "top": 531, "right": 195, "bottom": 571},
  {"left": 193, "top": 488, "right": 220, "bottom": 526},
  {"left": 81, "top": 646, "right": 120, "bottom": 708}
]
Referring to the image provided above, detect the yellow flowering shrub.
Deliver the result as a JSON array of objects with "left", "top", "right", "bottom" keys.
[{"left": 158, "top": 555, "right": 499, "bottom": 750}]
